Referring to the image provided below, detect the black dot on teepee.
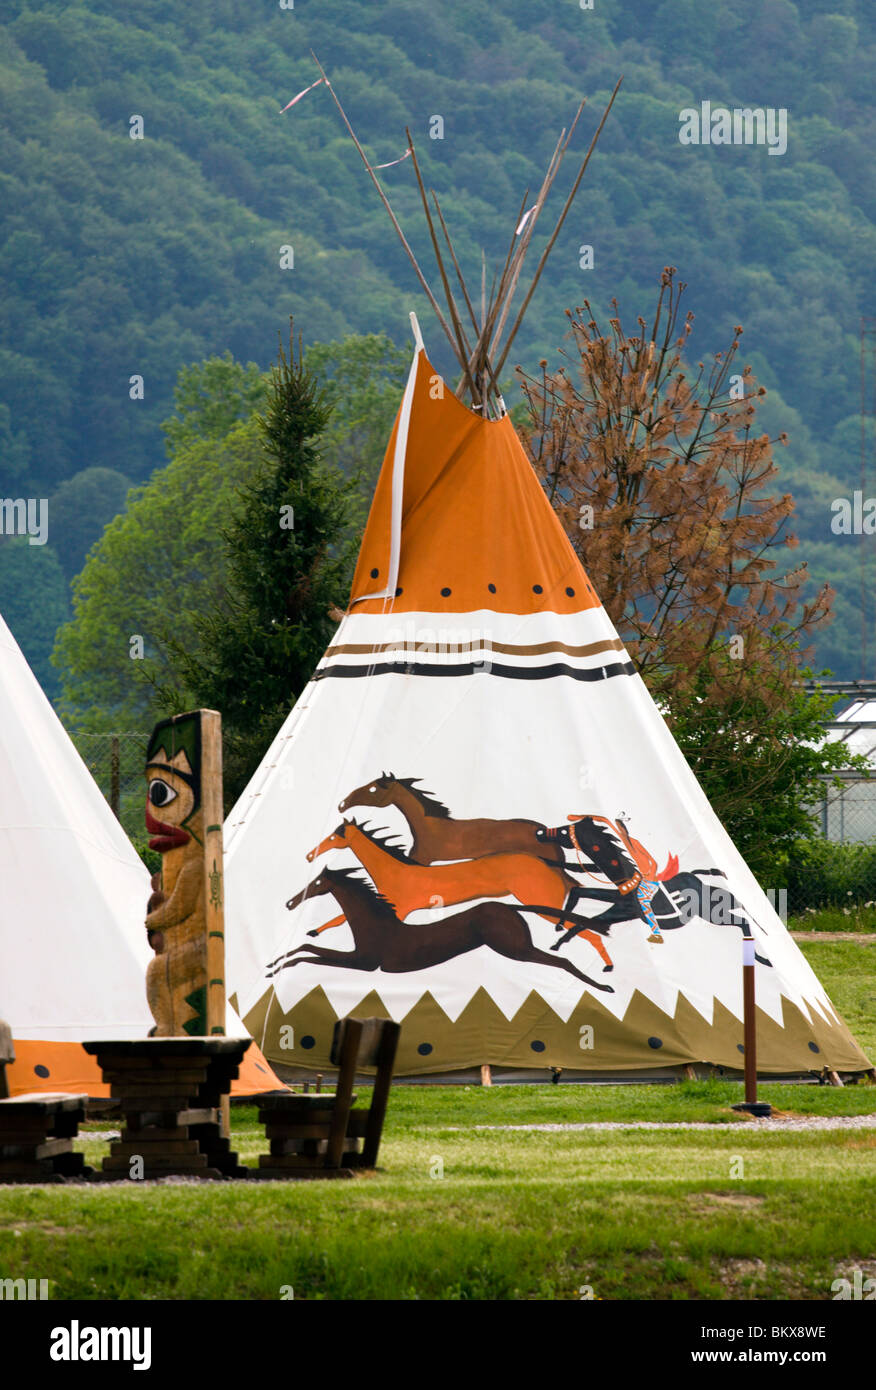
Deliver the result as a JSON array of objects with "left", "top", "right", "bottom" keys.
[
  {"left": 647, "top": 1036, "right": 663, "bottom": 1050},
  {"left": 566, "top": 587, "right": 575, "bottom": 597},
  {"left": 532, "top": 584, "right": 543, "bottom": 594},
  {"left": 417, "top": 1042, "right": 433, "bottom": 1056},
  {"left": 370, "top": 568, "right": 379, "bottom": 579},
  {"left": 808, "top": 1041, "right": 820, "bottom": 1054},
  {"left": 301, "top": 1036, "right": 316, "bottom": 1050},
  {"left": 441, "top": 587, "right": 451, "bottom": 597},
  {"left": 395, "top": 587, "right": 403, "bottom": 597},
  {"left": 530, "top": 1040, "right": 546, "bottom": 1053},
  {"left": 34, "top": 1064, "right": 50, "bottom": 1078},
  {"left": 737, "top": 1044, "right": 745, "bottom": 1054},
  {"left": 488, "top": 583, "right": 497, "bottom": 593}
]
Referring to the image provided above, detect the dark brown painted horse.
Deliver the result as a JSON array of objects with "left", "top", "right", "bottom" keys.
[
  {"left": 271, "top": 868, "right": 615, "bottom": 992},
  {"left": 338, "top": 774, "right": 564, "bottom": 865}
]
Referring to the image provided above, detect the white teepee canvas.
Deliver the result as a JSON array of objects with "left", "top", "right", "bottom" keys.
[
  {"left": 223, "top": 344, "right": 870, "bottom": 1079},
  {"left": 0, "top": 610, "right": 275, "bottom": 1096}
]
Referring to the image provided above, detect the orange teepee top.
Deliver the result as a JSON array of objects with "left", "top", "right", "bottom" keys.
[{"left": 349, "top": 352, "right": 600, "bottom": 616}]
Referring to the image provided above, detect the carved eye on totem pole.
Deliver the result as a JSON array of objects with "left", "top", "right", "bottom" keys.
[{"left": 148, "top": 777, "right": 178, "bottom": 809}]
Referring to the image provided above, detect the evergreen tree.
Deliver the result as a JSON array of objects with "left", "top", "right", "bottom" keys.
[{"left": 163, "top": 326, "right": 356, "bottom": 803}]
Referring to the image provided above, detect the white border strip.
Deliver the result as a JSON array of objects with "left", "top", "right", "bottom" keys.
[{"left": 350, "top": 314, "right": 422, "bottom": 606}]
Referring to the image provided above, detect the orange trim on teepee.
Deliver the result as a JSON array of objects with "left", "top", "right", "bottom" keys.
[
  {"left": 7, "top": 1038, "right": 282, "bottom": 1099},
  {"left": 350, "top": 352, "right": 601, "bottom": 616}
]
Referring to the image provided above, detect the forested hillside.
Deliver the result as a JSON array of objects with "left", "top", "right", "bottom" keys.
[{"left": 1, "top": 0, "right": 874, "bottom": 683}]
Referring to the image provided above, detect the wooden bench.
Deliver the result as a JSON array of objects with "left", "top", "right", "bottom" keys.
[
  {"left": 253, "top": 1017, "right": 400, "bottom": 1180},
  {"left": 83, "top": 1038, "right": 251, "bottom": 1180},
  {"left": 0, "top": 1093, "right": 92, "bottom": 1183}
]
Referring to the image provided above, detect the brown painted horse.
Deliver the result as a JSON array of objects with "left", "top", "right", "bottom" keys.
[
  {"left": 304, "top": 819, "right": 614, "bottom": 972},
  {"left": 338, "top": 774, "right": 565, "bottom": 865},
  {"left": 272, "top": 868, "right": 614, "bottom": 992}
]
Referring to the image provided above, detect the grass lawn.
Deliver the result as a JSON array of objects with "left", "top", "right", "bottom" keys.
[{"left": 0, "top": 942, "right": 873, "bottom": 1301}]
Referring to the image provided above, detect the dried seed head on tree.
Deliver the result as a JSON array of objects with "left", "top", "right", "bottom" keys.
[{"left": 517, "top": 268, "right": 833, "bottom": 726}]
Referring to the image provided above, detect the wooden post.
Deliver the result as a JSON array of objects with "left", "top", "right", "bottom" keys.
[
  {"left": 0, "top": 1020, "right": 14, "bottom": 1100},
  {"left": 144, "top": 710, "right": 226, "bottom": 1042},
  {"left": 732, "top": 939, "right": 772, "bottom": 1117},
  {"left": 200, "top": 712, "right": 226, "bottom": 1039},
  {"left": 480, "top": 1064, "right": 492, "bottom": 1087},
  {"left": 742, "top": 939, "right": 757, "bottom": 1104}
]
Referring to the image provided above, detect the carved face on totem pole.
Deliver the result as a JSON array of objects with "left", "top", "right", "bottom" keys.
[{"left": 144, "top": 713, "right": 209, "bottom": 1036}]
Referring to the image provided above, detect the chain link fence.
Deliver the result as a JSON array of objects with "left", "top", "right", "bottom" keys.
[
  {"left": 783, "top": 776, "right": 876, "bottom": 920},
  {"left": 72, "top": 731, "right": 151, "bottom": 852}
]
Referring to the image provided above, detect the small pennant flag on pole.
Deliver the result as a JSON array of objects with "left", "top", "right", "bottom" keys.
[
  {"left": 371, "top": 148, "right": 412, "bottom": 171},
  {"left": 516, "top": 205, "right": 537, "bottom": 236},
  {"left": 280, "top": 77, "right": 326, "bottom": 113}
]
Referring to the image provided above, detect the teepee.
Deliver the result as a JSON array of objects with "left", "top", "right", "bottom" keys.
[
  {"left": 0, "top": 610, "right": 276, "bottom": 1096},
  {"left": 222, "top": 75, "right": 869, "bottom": 1079}
]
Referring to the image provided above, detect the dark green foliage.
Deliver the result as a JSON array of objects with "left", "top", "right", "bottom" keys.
[
  {"left": 0, "top": 538, "right": 69, "bottom": 697},
  {"left": 51, "top": 336, "right": 402, "bottom": 739},
  {"left": 1, "top": 0, "right": 873, "bottom": 673},
  {"left": 48, "top": 467, "right": 132, "bottom": 579},
  {"left": 162, "top": 331, "right": 357, "bottom": 803}
]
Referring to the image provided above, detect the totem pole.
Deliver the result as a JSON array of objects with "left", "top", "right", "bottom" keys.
[{"left": 143, "top": 710, "right": 226, "bottom": 1037}]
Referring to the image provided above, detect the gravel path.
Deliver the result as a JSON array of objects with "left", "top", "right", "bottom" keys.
[
  {"left": 790, "top": 931, "right": 876, "bottom": 943},
  {"left": 461, "top": 1115, "right": 876, "bottom": 1133}
]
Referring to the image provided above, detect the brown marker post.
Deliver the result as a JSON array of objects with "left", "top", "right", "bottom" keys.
[{"left": 732, "top": 938, "right": 771, "bottom": 1117}]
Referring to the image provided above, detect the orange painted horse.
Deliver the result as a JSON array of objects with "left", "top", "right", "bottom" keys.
[{"left": 304, "top": 819, "right": 614, "bottom": 972}]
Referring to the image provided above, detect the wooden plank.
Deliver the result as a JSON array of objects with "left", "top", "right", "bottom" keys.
[
  {"left": 91, "top": 1055, "right": 211, "bottom": 1072},
  {"left": 101, "top": 1153, "right": 208, "bottom": 1172},
  {"left": 51, "top": 1152, "right": 90, "bottom": 1176},
  {"left": 257, "top": 1092, "right": 347, "bottom": 1113},
  {"left": 356, "top": 1017, "right": 389, "bottom": 1070},
  {"left": 105, "top": 1069, "right": 210, "bottom": 1085},
  {"left": 118, "top": 1126, "right": 191, "bottom": 1143},
  {"left": 265, "top": 1124, "right": 332, "bottom": 1144},
  {"left": 0, "top": 1093, "right": 87, "bottom": 1112},
  {"left": 251, "top": 1167, "right": 354, "bottom": 1182},
  {"left": 268, "top": 1136, "right": 330, "bottom": 1156},
  {"left": 0, "top": 1128, "right": 56, "bottom": 1145},
  {"left": 325, "top": 1020, "right": 361, "bottom": 1169},
  {"left": 360, "top": 1021, "right": 401, "bottom": 1169},
  {"left": 0, "top": 1168, "right": 68, "bottom": 1183},
  {"left": 257, "top": 1152, "right": 335, "bottom": 1170},
  {"left": 0, "top": 1137, "right": 73, "bottom": 1160},
  {"left": 111, "top": 1140, "right": 200, "bottom": 1157},
  {"left": 124, "top": 1108, "right": 217, "bottom": 1129},
  {"left": 0, "top": 1158, "right": 56, "bottom": 1176},
  {"left": 84, "top": 1039, "right": 248, "bottom": 1058}
]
